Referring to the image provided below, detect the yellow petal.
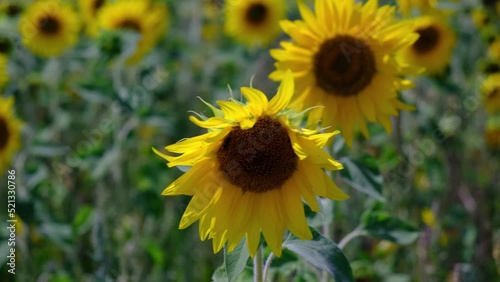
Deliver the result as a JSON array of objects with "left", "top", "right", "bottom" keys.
[{"left": 267, "top": 70, "right": 294, "bottom": 116}]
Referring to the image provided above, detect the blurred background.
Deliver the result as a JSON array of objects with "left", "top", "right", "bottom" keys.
[{"left": 0, "top": 0, "right": 499, "bottom": 281}]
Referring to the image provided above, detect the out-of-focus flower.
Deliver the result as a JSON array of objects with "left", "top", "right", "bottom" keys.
[
  {"left": 397, "top": 14, "right": 456, "bottom": 75},
  {"left": 0, "top": 96, "right": 22, "bottom": 173},
  {"left": 0, "top": 54, "right": 8, "bottom": 88},
  {"left": 421, "top": 207, "right": 437, "bottom": 228},
  {"left": 270, "top": 0, "right": 418, "bottom": 146},
  {"left": 154, "top": 71, "right": 348, "bottom": 257},
  {"left": 488, "top": 37, "right": 500, "bottom": 61},
  {"left": 481, "top": 72, "right": 500, "bottom": 114},
  {"left": 19, "top": 0, "right": 80, "bottom": 57},
  {"left": 79, "top": 0, "right": 107, "bottom": 37},
  {"left": 397, "top": 0, "right": 437, "bottom": 16},
  {"left": 485, "top": 115, "right": 500, "bottom": 148},
  {"left": 224, "top": 0, "right": 285, "bottom": 46},
  {"left": 471, "top": 8, "right": 490, "bottom": 29},
  {"left": 98, "top": 0, "right": 168, "bottom": 64}
]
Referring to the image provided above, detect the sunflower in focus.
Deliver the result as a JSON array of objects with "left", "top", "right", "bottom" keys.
[
  {"left": 79, "top": 0, "right": 107, "bottom": 36},
  {"left": 98, "top": 0, "right": 168, "bottom": 64},
  {"left": 0, "top": 54, "right": 8, "bottom": 88},
  {"left": 154, "top": 71, "right": 348, "bottom": 257},
  {"left": 270, "top": 0, "right": 418, "bottom": 146},
  {"left": 224, "top": 0, "right": 285, "bottom": 46},
  {"left": 0, "top": 96, "right": 22, "bottom": 173},
  {"left": 397, "top": 0, "right": 436, "bottom": 16},
  {"left": 482, "top": 72, "right": 500, "bottom": 114},
  {"left": 19, "top": 0, "right": 80, "bottom": 57},
  {"left": 397, "top": 15, "right": 456, "bottom": 75}
]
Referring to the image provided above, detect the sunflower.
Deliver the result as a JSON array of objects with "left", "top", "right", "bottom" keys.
[
  {"left": 98, "top": 0, "right": 168, "bottom": 64},
  {"left": 153, "top": 71, "right": 348, "bottom": 257},
  {"left": 0, "top": 54, "right": 8, "bottom": 88},
  {"left": 396, "top": 0, "right": 436, "bottom": 16},
  {"left": 485, "top": 115, "right": 500, "bottom": 149},
  {"left": 79, "top": 0, "right": 107, "bottom": 36},
  {"left": 0, "top": 0, "right": 27, "bottom": 17},
  {"left": 0, "top": 96, "right": 22, "bottom": 173},
  {"left": 224, "top": 0, "right": 285, "bottom": 46},
  {"left": 471, "top": 8, "right": 490, "bottom": 29},
  {"left": 269, "top": 0, "right": 418, "bottom": 146},
  {"left": 19, "top": 0, "right": 80, "bottom": 57},
  {"left": 482, "top": 72, "right": 500, "bottom": 114},
  {"left": 397, "top": 14, "right": 456, "bottom": 75},
  {"left": 488, "top": 37, "right": 500, "bottom": 61}
]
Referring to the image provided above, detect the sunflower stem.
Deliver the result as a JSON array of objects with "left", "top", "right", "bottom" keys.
[
  {"left": 262, "top": 252, "right": 274, "bottom": 282},
  {"left": 254, "top": 246, "right": 264, "bottom": 282},
  {"left": 338, "top": 226, "right": 363, "bottom": 249}
]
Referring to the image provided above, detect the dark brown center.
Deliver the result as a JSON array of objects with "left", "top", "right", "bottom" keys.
[
  {"left": 413, "top": 26, "right": 440, "bottom": 54},
  {"left": 38, "top": 15, "right": 60, "bottom": 35},
  {"left": 217, "top": 116, "right": 298, "bottom": 193},
  {"left": 118, "top": 19, "right": 141, "bottom": 32},
  {"left": 92, "top": 0, "right": 105, "bottom": 15},
  {"left": 0, "top": 37, "right": 12, "bottom": 54},
  {"left": 6, "top": 4, "right": 22, "bottom": 17},
  {"left": 482, "top": 0, "right": 496, "bottom": 8},
  {"left": 0, "top": 117, "right": 9, "bottom": 150},
  {"left": 484, "top": 63, "right": 500, "bottom": 74},
  {"left": 313, "top": 35, "right": 376, "bottom": 97},
  {"left": 245, "top": 3, "right": 268, "bottom": 26}
]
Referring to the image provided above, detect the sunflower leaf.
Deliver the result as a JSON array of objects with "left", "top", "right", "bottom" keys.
[
  {"left": 360, "top": 210, "right": 420, "bottom": 245},
  {"left": 339, "top": 155, "right": 385, "bottom": 202},
  {"left": 283, "top": 228, "right": 354, "bottom": 282},
  {"left": 212, "top": 239, "right": 250, "bottom": 282}
]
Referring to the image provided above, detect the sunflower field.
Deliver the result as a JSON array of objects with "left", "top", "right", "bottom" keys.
[{"left": 1, "top": 0, "right": 499, "bottom": 281}]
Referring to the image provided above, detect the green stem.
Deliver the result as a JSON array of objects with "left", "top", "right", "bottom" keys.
[
  {"left": 254, "top": 246, "right": 264, "bottom": 282},
  {"left": 338, "top": 226, "right": 363, "bottom": 249},
  {"left": 262, "top": 252, "right": 274, "bottom": 282}
]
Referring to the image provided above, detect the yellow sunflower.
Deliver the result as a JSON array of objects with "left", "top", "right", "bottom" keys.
[
  {"left": 0, "top": 54, "right": 8, "bottom": 88},
  {"left": 270, "top": 0, "right": 418, "bottom": 146},
  {"left": 154, "top": 71, "right": 348, "bottom": 257},
  {"left": 471, "top": 8, "right": 490, "bottom": 29},
  {"left": 19, "top": 0, "right": 80, "bottom": 57},
  {"left": 485, "top": 115, "right": 500, "bottom": 149},
  {"left": 489, "top": 38, "right": 500, "bottom": 61},
  {"left": 482, "top": 72, "right": 500, "bottom": 114},
  {"left": 79, "top": 0, "right": 107, "bottom": 37},
  {"left": 0, "top": 0, "right": 28, "bottom": 17},
  {"left": 0, "top": 96, "right": 22, "bottom": 173},
  {"left": 397, "top": 14, "right": 456, "bottom": 75},
  {"left": 98, "top": 0, "right": 168, "bottom": 64},
  {"left": 397, "top": 0, "right": 436, "bottom": 16},
  {"left": 224, "top": 0, "right": 285, "bottom": 46}
]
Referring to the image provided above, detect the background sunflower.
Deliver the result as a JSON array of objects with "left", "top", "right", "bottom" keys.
[
  {"left": 19, "top": 0, "right": 80, "bottom": 57},
  {"left": 0, "top": 96, "right": 22, "bottom": 174},
  {"left": 397, "top": 14, "right": 456, "bottom": 75},
  {"left": 98, "top": 0, "right": 168, "bottom": 64},
  {"left": 224, "top": 0, "right": 285, "bottom": 46}
]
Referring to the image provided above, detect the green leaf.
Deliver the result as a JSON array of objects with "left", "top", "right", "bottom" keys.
[
  {"left": 339, "top": 155, "right": 384, "bottom": 202},
  {"left": 361, "top": 211, "right": 420, "bottom": 245},
  {"left": 212, "top": 238, "right": 250, "bottom": 282},
  {"left": 72, "top": 206, "right": 94, "bottom": 236},
  {"left": 283, "top": 228, "right": 354, "bottom": 282}
]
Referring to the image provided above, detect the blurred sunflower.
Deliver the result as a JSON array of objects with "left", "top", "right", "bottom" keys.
[
  {"left": 154, "top": 71, "right": 348, "bottom": 257},
  {"left": 471, "top": 8, "right": 490, "bottom": 29},
  {"left": 488, "top": 37, "right": 500, "bottom": 61},
  {"left": 482, "top": 0, "right": 500, "bottom": 14},
  {"left": 19, "top": 0, "right": 80, "bottom": 57},
  {"left": 224, "top": 0, "right": 285, "bottom": 46},
  {"left": 482, "top": 72, "right": 500, "bottom": 114},
  {"left": 79, "top": 0, "right": 107, "bottom": 36},
  {"left": 485, "top": 115, "right": 500, "bottom": 149},
  {"left": 98, "top": 0, "right": 168, "bottom": 64},
  {"left": 0, "top": 0, "right": 27, "bottom": 17},
  {"left": 0, "top": 54, "right": 8, "bottom": 88},
  {"left": 269, "top": 0, "right": 418, "bottom": 146},
  {"left": 397, "top": 15, "right": 456, "bottom": 75},
  {"left": 0, "top": 96, "right": 22, "bottom": 173},
  {"left": 397, "top": 0, "right": 436, "bottom": 16}
]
